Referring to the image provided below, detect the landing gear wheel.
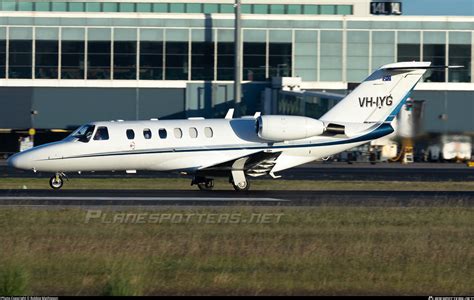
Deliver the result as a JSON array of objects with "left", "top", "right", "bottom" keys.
[
  {"left": 49, "top": 175, "right": 64, "bottom": 190},
  {"left": 232, "top": 180, "right": 250, "bottom": 192},
  {"left": 197, "top": 179, "right": 214, "bottom": 191}
]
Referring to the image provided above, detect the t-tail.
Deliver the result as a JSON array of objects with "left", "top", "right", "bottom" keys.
[{"left": 320, "top": 62, "right": 461, "bottom": 125}]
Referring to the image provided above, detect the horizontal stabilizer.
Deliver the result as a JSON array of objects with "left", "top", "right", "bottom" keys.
[{"left": 381, "top": 62, "right": 463, "bottom": 70}]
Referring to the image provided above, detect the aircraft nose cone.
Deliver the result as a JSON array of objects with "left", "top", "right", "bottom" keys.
[
  {"left": 7, "top": 154, "right": 18, "bottom": 168},
  {"left": 7, "top": 152, "right": 30, "bottom": 170}
]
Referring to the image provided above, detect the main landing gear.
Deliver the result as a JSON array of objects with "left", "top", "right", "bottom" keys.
[
  {"left": 49, "top": 172, "right": 67, "bottom": 190},
  {"left": 230, "top": 170, "right": 250, "bottom": 192},
  {"left": 192, "top": 170, "right": 250, "bottom": 192},
  {"left": 191, "top": 176, "right": 215, "bottom": 191}
]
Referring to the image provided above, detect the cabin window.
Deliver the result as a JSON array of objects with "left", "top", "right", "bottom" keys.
[
  {"left": 159, "top": 128, "right": 167, "bottom": 139},
  {"left": 204, "top": 127, "right": 213, "bottom": 138},
  {"left": 71, "top": 124, "right": 95, "bottom": 143},
  {"left": 93, "top": 126, "right": 109, "bottom": 141},
  {"left": 189, "top": 127, "right": 198, "bottom": 138},
  {"left": 174, "top": 128, "right": 182, "bottom": 139},
  {"left": 126, "top": 129, "right": 135, "bottom": 140},
  {"left": 143, "top": 128, "right": 152, "bottom": 139}
]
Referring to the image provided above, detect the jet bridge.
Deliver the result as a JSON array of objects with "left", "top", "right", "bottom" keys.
[{"left": 262, "top": 77, "right": 344, "bottom": 118}]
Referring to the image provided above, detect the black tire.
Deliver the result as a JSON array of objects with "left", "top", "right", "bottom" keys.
[
  {"left": 232, "top": 180, "right": 250, "bottom": 192},
  {"left": 49, "top": 176, "right": 63, "bottom": 190},
  {"left": 197, "top": 179, "right": 214, "bottom": 191}
]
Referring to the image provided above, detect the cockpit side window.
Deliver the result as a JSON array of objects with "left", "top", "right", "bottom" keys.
[
  {"left": 71, "top": 125, "right": 95, "bottom": 143},
  {"left": 93, "top": 126, "right": 109, "bottom": 141}
]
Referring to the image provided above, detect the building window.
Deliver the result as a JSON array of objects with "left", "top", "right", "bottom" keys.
[
  {"left": 126, "top": 129, "right": 135, "bottom": 140},
  {"left": 269, "top": 43, "right": 292, "bottom": 77},
  {"left": 143, "top": 128, "right": 152, "bottom": 139},
  {"left": 35, "top": 2, "right": 50, "bottom": 11},
  {"left": 287, "top": 5, "right": 302, "bottom": 14},
  {"left": 9, "top": 40, "right": 32, "bottom": 79},
  {"left": 114, "top": 41, "right": 136, "bottom": 80},
  {"left": 159, "top": 128, "right": 167, "bottom": 139},
  {"left": 189, "top": 127, "right": 198, "bottom": 138},
  {"left": 191, "top": 42, "right": 214, "bottom": 80},
  {"left": 69, "top": 2, "right": 85, "bottom": 12},
  {"left": 253, "top": 5, "right": 269, "bottom": 14},
  {"left": 93, "top": 127, "right": 109, "bottom": 141},
  {"left": 140, "top": 41, "right": 163, "bottom": 80},
  {"left": 269, "top": 5, "right": 285, "bottom": 14},
  {"left": 423, "top": 44, "right": 445, "bottom": 82},
  {"left": 203, "top": 4, "right": 219, "bottom": 13},
  {"left": 17, "top": 2, "right": 33, "bottom": 11},
  {"left": 320, "top": 5, "right": 336, "bottom": 14},
  {"left": 174, "top": 128, "right": 183, "bottom": 139},
  {"left": 0, "top": 39, "right": 6, "bottom": 78},
  {"left": 0, "top": 2, "right": 352, "bottom": 15},
  {"left": 51, "top": 2, "right": 67, "bottom": 12},
  {"left": 102, "top": 3, "right": 118, "bottom": 12},
  {"left": 153, "top": 3, "right": 168, "bottom": 12},
  {"left": 61, "top": 40, "right": 85, "bottom": 79},
  {"left": 35, "top": 40, "right": 59, "bottom": 79},
  {"left": 244, "top": 42, "right": 266, "bottom": 81},
  {"left": 217, "top": 42, "right": 234, "bottom": 80},
  {"left": 241, "top": 5, "right": 252, "bottom": 14},
  {"left": 85, "top": 2, "right": 101, "bottom": 12},
  {"left": 169, "top": 3, "right": 185, "bottom": 13},
  {"left": 320, "top": 30, "right": 343, "bottom": 81},
  {"left": 219, "top": 4, "right": 234, "bottom": 13},
  {"left": 337, "top": 5, "right": 353, "bottom": 15},
  {"left": 397, "top": 44, "right": 420, "bottom": 62},
  {"left": 186, "top": 3, "right": 201, "bottom": 13},
  {"left": 303, "top": 5, "right": 319, "bottom": 14},
  {"left": 137, "top": 3, "right": 152, "bottom": 13},
  {"left": 119, "top": 3, "right": 135, "bottom": 12},
  {"left": 165, "top": 42, "right": 188, "bottom": 80},
  {"left": 87, "top": 41, "right": 111, "bottom": 79},
  {"left": 449, "top": 44, "right": 471, "bottom": 82},
  {"left": 204, "top": 127, "right": 213, "bottom": 138},
  {"left": 372, "top": 31, "right": 395, "bottom": 71}
]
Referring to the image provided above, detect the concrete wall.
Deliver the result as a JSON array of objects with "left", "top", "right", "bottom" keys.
[
  {"left": 411, "top": 90, "right": 474, "bottom": 134},
  {"left": 0, "top": 87, "right": 185, "bottom": 129}
]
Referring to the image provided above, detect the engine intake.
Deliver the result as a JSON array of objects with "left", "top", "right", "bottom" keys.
[{"left": 256, "top": 115, "right": 325, "bottom": 141}]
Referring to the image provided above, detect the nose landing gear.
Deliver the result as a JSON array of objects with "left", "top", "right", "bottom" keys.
[{"left": 49, "top": 172, "right": 67, "bottom": 190}]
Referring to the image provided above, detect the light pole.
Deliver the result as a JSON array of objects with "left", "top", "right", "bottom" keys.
[{"left": 234, "top": 0, "right": 242, "bottom": 114}]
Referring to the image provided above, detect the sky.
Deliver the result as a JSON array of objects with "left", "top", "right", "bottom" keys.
[{"left": 402, "top": 0, "right": 474, "bottom": 16}]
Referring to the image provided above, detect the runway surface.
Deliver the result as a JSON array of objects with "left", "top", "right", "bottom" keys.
[
  {"left": 1, "top": 162, "right": 473, "bottom": 182},
  {"left": 1, "top": 189, "right": 472, "bottom": 207}
]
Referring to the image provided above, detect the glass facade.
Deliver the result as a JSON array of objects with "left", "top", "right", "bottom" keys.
[
  {"left": 0, "top": 2, "right": 353, "bottom": 15},
  {"left": 35, "top": 39, "right": 59, "bottom": 79},
  {"left": 8, "top": 39, "right": 32, "bottom": 78},
  {"left": 0, "top": 18, "right": 470, "bottom": 83}
]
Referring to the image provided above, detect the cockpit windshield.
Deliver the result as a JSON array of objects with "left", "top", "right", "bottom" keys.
[{"left": 70, "top": 125, "right": 95, "bottom": 143}]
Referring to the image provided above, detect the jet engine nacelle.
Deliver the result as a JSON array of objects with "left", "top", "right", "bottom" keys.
[{"left": 256, "top": 115, "right": 325, "bottom": 141}]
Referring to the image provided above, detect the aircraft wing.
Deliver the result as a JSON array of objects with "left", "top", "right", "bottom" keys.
[{"left": 196, "top": 151, "right": 282, "bottom": 178}]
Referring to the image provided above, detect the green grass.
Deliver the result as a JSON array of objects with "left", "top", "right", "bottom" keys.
[
  {"left": 1, "top": 177, "right": 474, "bottom": 191},
  {"left": 0, "top": 263, "right": 29, "bottom": 296},
  {"left": 0, "top": 207, "right": 473, "bottom": 295}
]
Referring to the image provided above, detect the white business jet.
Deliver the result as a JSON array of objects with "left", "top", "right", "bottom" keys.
[{"left": 7, "top": 62, "right": 444, "bottom": 191}]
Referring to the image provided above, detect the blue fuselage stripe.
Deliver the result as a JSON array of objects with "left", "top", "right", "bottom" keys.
[{"left": 47, "top": 123, "right": 394, "bottom": 161}]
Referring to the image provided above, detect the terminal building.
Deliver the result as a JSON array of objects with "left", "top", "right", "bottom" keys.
[{"left": 0, "top": 0, "right": 472, "bottom": 155}]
